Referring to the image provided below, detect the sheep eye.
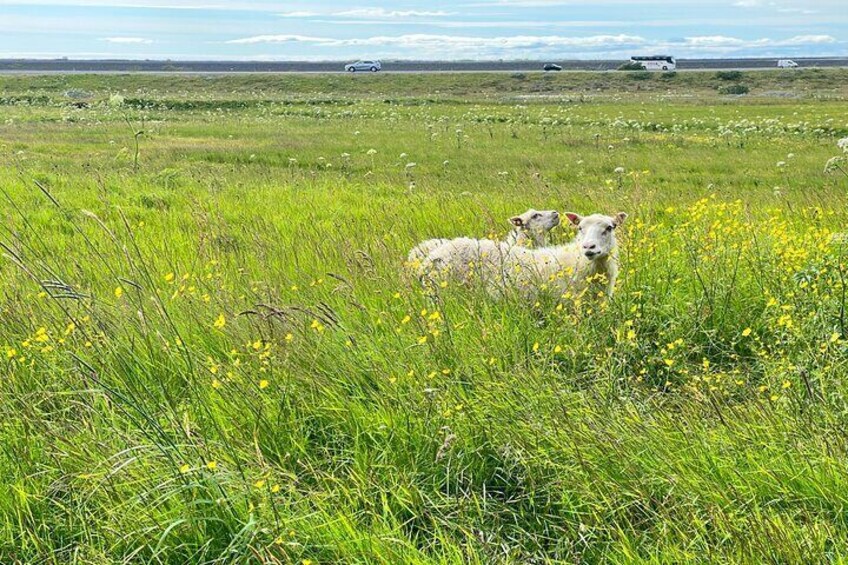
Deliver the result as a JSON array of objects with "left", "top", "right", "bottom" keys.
[
  {"left": 605, "top": 225, "right": 613, "bottom": 233},
  {"left": 532, "top": 213, "right": 541, "bottom": 219}
]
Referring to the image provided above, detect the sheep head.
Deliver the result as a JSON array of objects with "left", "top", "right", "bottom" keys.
[
  {"left": 509, "top": 209, "right": 561, "bottom": 243},
  {"left": 565, "top": 212, "right": 627, "bottom": 260}
]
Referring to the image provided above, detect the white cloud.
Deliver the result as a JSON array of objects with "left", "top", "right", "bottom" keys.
[
  {"left": 682, "top": 35, "right": 751, "bottom": 47},
  {"left": 680, "top": 34, "right": 835, "bottom": 48},
  {"left": 734, "top": 0, "right": 819, "bottom": 13},
  {"left": 226, "top": 33, "right": 645, "bottom": 49},
  {"left": 342, "top": 33, "right": 644, "bottom": 49},
  {"left": 226, "top": 34, "right": 328, "bottom": 45},
  {"left": 101, "top": 36, "right": 154, "bottom": 43},
  {"left": 778, "top": 34, "right": 836, "bottom": 44},
  {"left": 275, "top": 7, "right": 454, "bottom": 20},
  {"left": 277, "top": 11, "right": 321, "bottom": 18},
  {"left": 776, "top": 8, "right": 817, "bottom": 14},
  {"left": 335, "top": 8, "right": 454, "bottom": 18}
]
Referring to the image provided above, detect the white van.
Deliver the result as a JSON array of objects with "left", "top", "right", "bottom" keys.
[{"left": 777, "top": 59, "right": 798, "bottom": 68}]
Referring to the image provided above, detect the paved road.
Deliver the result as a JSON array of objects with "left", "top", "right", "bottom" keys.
[{"left": 1, "top": 58, "right": 846, "bottom": 74}]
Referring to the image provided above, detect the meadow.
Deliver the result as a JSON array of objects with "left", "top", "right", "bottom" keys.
[{"left": 1, "top": 69, "right": 848, "bottom": 563}]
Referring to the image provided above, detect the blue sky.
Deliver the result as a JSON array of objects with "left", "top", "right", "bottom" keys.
[{"left": 1, "top": 0, "right": 845, "bottom": 60}]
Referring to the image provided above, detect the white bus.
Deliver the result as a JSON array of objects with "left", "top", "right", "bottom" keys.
[{"left": 630, "top": 55, "right": 676, "bottom": 71}]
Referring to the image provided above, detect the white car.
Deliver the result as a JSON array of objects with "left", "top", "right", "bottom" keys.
[
  {"left": 777, "top": 59, "right": 798, "bottom": 68},
  {"left": 345, "top": 60, "right": 381, "bottom": 72}
]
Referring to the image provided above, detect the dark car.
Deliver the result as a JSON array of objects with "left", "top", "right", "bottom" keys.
[{"left": 543, "top": 63, "right": 562, "bottom": 71}]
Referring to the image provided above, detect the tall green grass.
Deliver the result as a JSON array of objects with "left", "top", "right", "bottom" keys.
[{"left": 0, "top": 72, "right": 847, "bottom": 563}]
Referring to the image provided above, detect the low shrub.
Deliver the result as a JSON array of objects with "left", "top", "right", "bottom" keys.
[
  {"left": 617, "top": 62, "right": 645, "bottom": 71},
  {"left": 716, "top": 70, "right": 743, "bottom": 81},
  {"left": 718, "top": 84, "right": 750, "bottom": 95}
]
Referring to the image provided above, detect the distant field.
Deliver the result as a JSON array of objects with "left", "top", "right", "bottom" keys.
[
  {"left": 1, "top": 70, "right": 848, "bottom": 563},
  {"left": 2, "top": 67, "right": 848, "bottom": 100},
  {"left": 1, "top": 56, "right": 847, "bottom": 73}
]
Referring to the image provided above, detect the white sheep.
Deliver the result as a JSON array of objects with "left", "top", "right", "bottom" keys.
[
  {"left": 411, "top": 209, "right": 561, "bottom": 283},
  {"left": 505, "top": 211, "right": 628, "bottom": 299},
  {"left": 406, "top": 237, "right": 452, "bottom": 265},
  {"left": 407, "top": 208, "right": 560, "bottom": 265}
]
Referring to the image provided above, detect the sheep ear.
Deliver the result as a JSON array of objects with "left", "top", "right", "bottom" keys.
[
  {"left": 565, "top": 213, "right": 582, "bottom": 226},
  {"left": 509, "top": 216, "right": 524, "bottom": 227},
  {"left": 613, "top": 212, "right": 628, "bottom": 227}
]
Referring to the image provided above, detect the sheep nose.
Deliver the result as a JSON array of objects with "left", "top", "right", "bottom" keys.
[{"left": 582, "top": 243, "right": 597, "bottom": 250}]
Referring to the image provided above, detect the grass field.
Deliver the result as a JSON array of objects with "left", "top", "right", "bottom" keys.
[{"left": 1, "top": 70, "right": 848, "bottom": 563}]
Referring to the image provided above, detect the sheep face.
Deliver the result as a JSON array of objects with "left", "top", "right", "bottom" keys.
[
  {"left": 510, "top": 209, "right": 561, "bottom": 238},
  {"left": 566, "top": 212, "right": 628, "bottom": 260}
]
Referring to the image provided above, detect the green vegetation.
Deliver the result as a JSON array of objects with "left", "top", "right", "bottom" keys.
[
  {"left": 718, "top": 83, "right": 751, "bottom": 95},
  {"left": 0, "top": 70, "right": 847, "bottom": 563},
  {"left": 617, "top": 61, "right": 646, "bottom": 71},
  {"left": 716, "top": 70, "right": 744, "bottom": 81}
]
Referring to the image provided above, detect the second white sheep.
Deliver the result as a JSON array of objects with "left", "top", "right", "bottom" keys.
[{"left": 411, "top": 209, "right": 561, "bottom": 284}]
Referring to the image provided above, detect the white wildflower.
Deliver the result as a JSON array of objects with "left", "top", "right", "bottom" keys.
[{"left": 824, "top": 156, "right": 845, "bottom": 174}]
